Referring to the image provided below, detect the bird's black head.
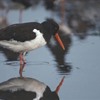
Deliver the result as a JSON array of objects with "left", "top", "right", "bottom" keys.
[
  {"left": 41, "top": 19, "right": 65, "bottom": 50},
  {"left": 41, "top": 19, "right": 59, "bottom": 42}
]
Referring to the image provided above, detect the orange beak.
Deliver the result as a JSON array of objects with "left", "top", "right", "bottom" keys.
[{"left": 55, "top": 33, "right": 65, "bottom": 50}]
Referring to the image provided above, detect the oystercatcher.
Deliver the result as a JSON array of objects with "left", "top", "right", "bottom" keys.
[
  {"left": 0, "top": 19, "right": 65, "bottom": 77},
  {"left": 0, "top": 76, "right": 65, "bottom": 100}
]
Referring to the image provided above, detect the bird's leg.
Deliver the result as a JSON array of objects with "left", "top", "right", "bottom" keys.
[
  {"left": 19, "top": 52, "right": 23, "bottom": 65},
  {"left": 22, "top": 52, "right": 26, "bottom": 64},
  {"left": 19, "top": 52, "right": 26, "bottom": 77},
  {"left": 19, "top": 52, "right": 26, "bottom": 65}
]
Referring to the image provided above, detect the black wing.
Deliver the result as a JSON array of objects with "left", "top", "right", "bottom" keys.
[
  {"left": 0, "top": 22, "right": 42, "bottom": 42},
  {"left": 0, "top": 89, "right": 36, "bottom": 100}
]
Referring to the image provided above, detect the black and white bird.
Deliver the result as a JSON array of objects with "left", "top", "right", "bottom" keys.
[
  {"left": 0, "top": 76, "right": 65, "bottom": 100},
  {"left": 0, "top": 19, "right": 65, "bottom": 77}
]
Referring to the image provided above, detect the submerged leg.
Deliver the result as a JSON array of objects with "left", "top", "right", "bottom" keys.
[{"left": 19, "top": 63, "right": 26, "bottom": 77}]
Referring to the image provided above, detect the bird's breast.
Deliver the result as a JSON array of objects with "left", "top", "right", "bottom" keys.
[{"left": 24, "top": 34, "right": 47, "bottom": 51}]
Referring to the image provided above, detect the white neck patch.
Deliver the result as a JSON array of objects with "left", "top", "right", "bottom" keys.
[{"left": 33, "top": 29, "right": 43, "bottom": 36}]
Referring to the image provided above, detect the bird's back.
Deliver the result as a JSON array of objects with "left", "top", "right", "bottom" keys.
[{"left": 0, "top": 22, "right": 42, "bottom": 42}]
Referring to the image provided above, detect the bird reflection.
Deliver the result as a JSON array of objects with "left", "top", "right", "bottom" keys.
[
  {"left": 0, "top": 76, "right": 65, "bottom": 100},
  {"left": 46, "top": 26, "right": 72, "bottom": 74}
]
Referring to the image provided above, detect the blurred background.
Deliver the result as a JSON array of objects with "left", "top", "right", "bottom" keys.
[{"left": 0, "top": 0, "right": 100, "bottom": 100}]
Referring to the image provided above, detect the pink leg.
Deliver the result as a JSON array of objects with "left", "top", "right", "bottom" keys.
[
  {"left": 19, "top": 52, "right": 26, "bottom": 77},
  {"left": 19, "top": 52, "right": 26, "bottom": 65}
]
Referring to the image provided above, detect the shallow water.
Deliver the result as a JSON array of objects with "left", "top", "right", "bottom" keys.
[{"left": 0, "top": 35, "right": 100, "bottom": 100}]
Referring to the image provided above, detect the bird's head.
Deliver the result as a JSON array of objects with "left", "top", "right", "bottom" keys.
[{"left": 41, "top": 19, "right": 65, "bottom": 50}]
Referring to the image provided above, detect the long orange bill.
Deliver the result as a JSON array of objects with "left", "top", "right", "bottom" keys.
[
  {"left": 55, "top": 33, "right": 65, "bottom": 50},
  {"left": 55, "top": 76, "right": 65, "bottom": 94}
]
